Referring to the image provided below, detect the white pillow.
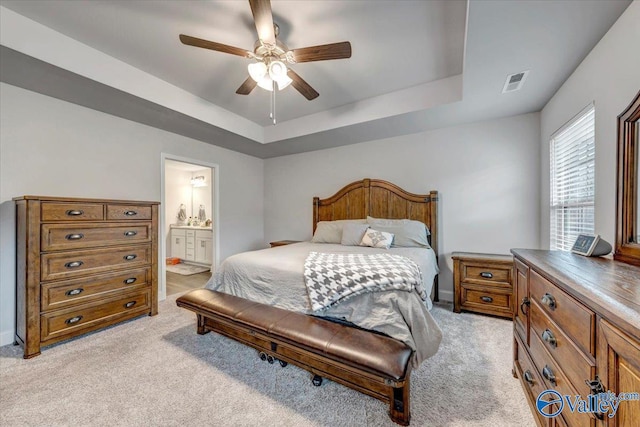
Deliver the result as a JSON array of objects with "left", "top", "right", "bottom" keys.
[
  {"left": 311, "top": 219, "right": 367, "bottom": 244},
  {"left": 341, "top": 223, "right": 370, "bottom": 246},
  {"left": 360, "top": 228, "right": 394, "bottom": 249},
  {"left": 366, "top": 216, "right": 431, "bottom": 248}
]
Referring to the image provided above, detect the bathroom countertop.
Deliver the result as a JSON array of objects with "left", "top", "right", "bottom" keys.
[{"left": 170, "top": 225, "right": 212, "bottom": 230}]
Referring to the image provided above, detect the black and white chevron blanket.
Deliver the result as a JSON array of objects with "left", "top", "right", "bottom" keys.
[{"left": 303, "top": 252, "right": 425, "bottom": 311}]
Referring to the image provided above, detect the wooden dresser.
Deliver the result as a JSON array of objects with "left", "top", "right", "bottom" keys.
[
  {"left": 14, "top": 196, "right": 159, "bottom": 358},
  {"left": 452, "top": 252, "right": 514, "bottom": 319},
  {"left": 511, "top": 249, "right": 640, "bottom": 427}
]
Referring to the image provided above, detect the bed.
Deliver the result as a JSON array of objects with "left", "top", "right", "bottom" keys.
[{"left": 206, "top": 178, "right": 442, "bottom": 367}]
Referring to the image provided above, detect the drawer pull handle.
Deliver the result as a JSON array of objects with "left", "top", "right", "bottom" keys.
[
  {"left": 480, "top": 272, "right": 493, "bottom": 279},
  {"left": 520, "top": 297, "right": 530, "bottom": 315},
  {"left": 65, "top": 233, "right": 84, "bottom": 240},
  {"left": 124, "top": 301, "right": 137, "bottom": 309},
  {"left": 541, "top": 293, "right": 556, "bottom": 310},
  {"left": 542, "top": 365, "right": 557, "bottom": 386},
  {"left": 66, "top": 210, "right": 84, "bottom": 216},
  {"left": 523, "top": 370, "right": 534, "bottom": 385},
  {"left": 123, "top": 254, "right": 137, "bottom": 261},
  {"left": 64, "top": 261, "right": 84, "bottom": 269},
  {"left": 124, "top": 231, "right": 138, "bottom": 237},
  {"left": 65, "top": 288, "right": 84, "bottom": 296},
  {"left": 542, "top": 329, "right": 557, "bottom": 348},
  {"left": 124, "top": 210, "right": 138, "bottom": 216},
  {"left": 65, "top": 315, "right": 83, "bottom": 325},
  {"left": 123, "top": 277, "right": 137, "bottom": 285},
  {"left": 480, "top": 296, "right": 493, "bottom": 303}
]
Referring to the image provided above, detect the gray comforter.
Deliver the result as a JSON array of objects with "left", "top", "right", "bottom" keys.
[{"left": 206, "top": 242, "right": 442, "bottom": 367}]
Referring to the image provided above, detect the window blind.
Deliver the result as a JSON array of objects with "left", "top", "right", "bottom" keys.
[{"left": 550, "top": 105, "right": 595, "bottom": 251}]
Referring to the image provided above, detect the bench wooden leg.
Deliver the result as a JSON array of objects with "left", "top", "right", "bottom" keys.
[
  {"left": 196, "top": 314, "right": 210, "bottom": 335},
  {"left": 389, "top": 378, "right": 411, "bottom": 426}
]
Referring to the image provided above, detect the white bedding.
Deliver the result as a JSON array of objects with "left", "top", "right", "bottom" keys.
[{"left": 206, "top": 242, "right": 442, "bottom": 367}]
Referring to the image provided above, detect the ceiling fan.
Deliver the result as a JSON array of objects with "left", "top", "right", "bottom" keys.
[{"left": 179, "top": 0, "right": 352, "bottom": 123}]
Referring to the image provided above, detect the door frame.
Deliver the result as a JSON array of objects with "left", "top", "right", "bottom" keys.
[{"left": 159, "top": 153, "right": 220, "bottom": 300}]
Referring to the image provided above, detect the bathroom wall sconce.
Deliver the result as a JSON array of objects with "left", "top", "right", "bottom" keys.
[{"left": 190, "top": 175, "right": 206, "bottom": 187}]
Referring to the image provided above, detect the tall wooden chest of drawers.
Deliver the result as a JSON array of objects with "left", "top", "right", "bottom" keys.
[
  {"left": 511, "top": 249, "right": 640, "bottom": 427},
  {"left": 14, "top": 196, "right": 159, "bottom": 358}
]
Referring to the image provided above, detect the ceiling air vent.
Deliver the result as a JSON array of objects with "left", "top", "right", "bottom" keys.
[{"left": 502, "top": 70, "right": 530, "bottom": 93}]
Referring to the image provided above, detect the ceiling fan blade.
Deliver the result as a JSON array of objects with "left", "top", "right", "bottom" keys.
[
  {"left": 236, "top": 77, "right": 258, "bottom": 95},
  {"left": 287, "top": 69, "right": 319, "bottom": 100},
  {"left": 249, "top": 0, "right": 276, "bottom": 46},
  {"left": 179, "top": 34, "right": 251, "bottom": 58},
  {"left": 291, "top": 41, "right": 352, "bottom": 63}
]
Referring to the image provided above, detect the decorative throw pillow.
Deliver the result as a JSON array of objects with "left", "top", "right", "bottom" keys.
[
  {"left": 366, "top": 216, "right": 431, "bottom": 248},
  {"left": 341, "top": 223, "right": 370, "bottom": 246},
  {"left": 311, "top": 219, "right": 367, "bottom": 244},
  {"left": 360, "top": 228, "right": 394, "bottom": 249}
]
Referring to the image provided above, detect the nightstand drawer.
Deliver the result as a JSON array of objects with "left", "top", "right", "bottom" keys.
[
  {"left": 460, "top": 286, "right": 512, "bottom": 314},
  {"left": 461, "top": 264, "right": 511, "bottom": 287}
]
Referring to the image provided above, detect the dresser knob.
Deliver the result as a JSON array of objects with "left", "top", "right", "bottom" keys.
[
  {"left": 523, "top": 370, "right": 534, "bottom": 385},
  {"left": 480, "top": 296, "right": 493, "bottom": 303},
  {"left": 124, "top": 301, "right": 137, "bottom": 309},
  {"left": 64, "top": 261, "right": 84, "bottom": 268},
  {"left": 520, "top": 297, "right": 530, "bottom": 315},
  {"left": 480, "top": 272, "right": 493, "bottom": 279},
  {"left": 541, "top": 293, "right": 556, "bottom": 310},
  {"left": 65, "top": 210, "right": 84, "bottom": 216},
  {"left": 65, "top": 315, "right": 83, "bottom": 325},
  {"left": 65, "top": 288, "right": 84, "bottom": 296},
  {"left": 123, "top": 277, "right": 137, "bottom": 285},
  {"left": 542, "top": 365, "right": 557, "bottom": 386},
  {"left": 542, "top": 329, "right": 557, "bottom": 348},
  {"left": 124, "top": 231, "right": 137, "bottom": 237},
  {"left": 124, "top": 210, "right": 138, "bottom": 216},
  {"left": 123, "top": 254, "right": 137, "bottom": 261},
  {"left": 65, "top": 233, "right": 84, "bottom": 240}
]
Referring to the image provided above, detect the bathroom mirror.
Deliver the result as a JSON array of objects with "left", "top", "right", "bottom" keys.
[{"left": 614, "top": 90, "right": 640, "bottom": 266}]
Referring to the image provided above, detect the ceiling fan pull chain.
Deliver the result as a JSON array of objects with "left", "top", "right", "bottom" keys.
[{"left": 272, "top": 80, "right": 277, "bottom": 125}]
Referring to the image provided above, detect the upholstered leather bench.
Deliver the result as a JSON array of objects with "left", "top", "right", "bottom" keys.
[{"left": 176, "top": 289, "right": 414, "bottom": 425}]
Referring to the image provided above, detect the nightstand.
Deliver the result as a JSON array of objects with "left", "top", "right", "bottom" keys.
[
  {"left": 452, "top": 252, "right": 514, "bottom": 319},
  {"left": 269, "top": 240, "right": 302, "bottom": 247}
]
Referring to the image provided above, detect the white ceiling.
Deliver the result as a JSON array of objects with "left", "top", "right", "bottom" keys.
[{"left": 0, "top": 0, "right": 632, "bottom": 157}]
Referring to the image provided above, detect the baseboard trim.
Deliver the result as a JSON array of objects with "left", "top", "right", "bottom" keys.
[
  {"left": 438, "top": 289, "right": 453, "bottom": 303},
  {"left": 0, "top": 330, "right": 15, "bottom": 347}
]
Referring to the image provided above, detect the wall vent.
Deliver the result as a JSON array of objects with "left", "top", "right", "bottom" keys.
[{"left": 502, "top": 70, "right": 530, "bottom": 93}]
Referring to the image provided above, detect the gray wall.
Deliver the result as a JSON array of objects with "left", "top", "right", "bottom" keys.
[
  {"left": 540, "top": 1, "right": 640, "bottom": 249},
  {"left": 264, "top": 112, "right": 542, "bottom": 300},
  {"left": 0, "top": 83, "right": 265, "bottom": 345}
]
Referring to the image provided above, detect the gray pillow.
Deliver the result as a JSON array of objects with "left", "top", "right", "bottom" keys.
[
  {"left": 341, "top": 223, "right": 370, "bottom": 246},
  {"left": 366, "top": 216, "right": 431, "bottom": 248},
  {"left": 311, "top": 219, "right": 367, "bottom": 244}
]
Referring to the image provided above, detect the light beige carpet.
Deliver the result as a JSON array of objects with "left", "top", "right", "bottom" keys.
[{"left": 0, "top": 294, "right": 535, "bottom": 426}]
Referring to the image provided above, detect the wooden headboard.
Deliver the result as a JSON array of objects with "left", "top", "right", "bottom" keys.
[{"left": 313, "top": 178, "right": 439, "bottom": 267}]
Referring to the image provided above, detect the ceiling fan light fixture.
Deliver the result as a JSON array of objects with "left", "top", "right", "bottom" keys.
[
  {"left": 248, "top": 62, "right": 268, "bottom": 83},
  {"left": 276, "top": 74, "right": 292, "bottom": 90},
  {"left": 256, "top": 76, "right": 275, "bottom": 91}
]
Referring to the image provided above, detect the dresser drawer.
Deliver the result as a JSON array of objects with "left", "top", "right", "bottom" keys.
[
  {"left": 41, "top": 268, "right": 151, "bottom": 311},
  {"left": 106, "top": 204, "right": 152, "bottom": 220},
  {"left": 460, "top": 286, "right": 513, "bottom": 315},
  {"left": 530, "top": 299, "right": 595, "bottom": 397},
  {"left": 529, "top": 333, "right": 596, "bottom": 427},
  {"left": 41, "top": 244, "right": 152, "bottom": 281},
  {"left": 515, "top": 336, "right": 546, "bottom": 412},
  {"left": 530, "top": 270, "right": 595, "bottom": 356},
  {"left": 41, "top": 222, "right": 152, "bottom": 251},
  {"left": 461, "top": 264, "right": 512, "bottom": 288},
  {"left": 40, "top": 290, "right": 150, "bottom": 343},
  {"left": 41, "top": 202, "right": 104, "bottom": 221}
]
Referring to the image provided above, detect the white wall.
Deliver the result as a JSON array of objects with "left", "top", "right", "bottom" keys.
[
  {"left": 540, "top": 1, "right": 640, "bottom": 248},
  {"left": 0, "top": 83, "right": 265, "bottom": 345},
  {"left": 264, "top": 113, "right": 541, "bottom": 301}
]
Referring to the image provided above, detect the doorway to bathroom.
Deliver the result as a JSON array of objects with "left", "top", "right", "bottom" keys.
[{"left": 160, "top": 154, "right": 219, "bottom": 299}]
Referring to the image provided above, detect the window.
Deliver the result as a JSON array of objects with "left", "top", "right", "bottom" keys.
[{"left": 550, "top": 105, "right": 595, "bottom": 251}]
